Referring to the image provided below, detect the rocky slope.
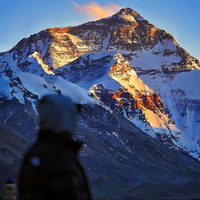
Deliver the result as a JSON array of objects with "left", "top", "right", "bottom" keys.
[
  {"left": 0, "top": 121, "right": 31, "bottom": 195},
  {"left": 77, "top": 103, "right": 200, "bottom": 199}
]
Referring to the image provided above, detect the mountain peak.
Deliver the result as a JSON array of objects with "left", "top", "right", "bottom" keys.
[
  {"left": 108, "top": 7, "right": 144, "bottom": 22},
  {"left": 115, "top": 7, "right": 140, "bottom": 18}
]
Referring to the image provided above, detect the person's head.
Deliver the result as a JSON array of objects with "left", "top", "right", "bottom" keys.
[{"left": 38, "top": 95, "right": 80, "bottom": 139}]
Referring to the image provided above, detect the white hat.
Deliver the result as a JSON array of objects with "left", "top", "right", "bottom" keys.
[{"left": 38, "top": 95, "right": 79, "bottom": 138}]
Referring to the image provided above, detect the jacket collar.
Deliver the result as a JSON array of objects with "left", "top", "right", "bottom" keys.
[{"left": 37, "top": 130, "right": 82, "bottom": 154}]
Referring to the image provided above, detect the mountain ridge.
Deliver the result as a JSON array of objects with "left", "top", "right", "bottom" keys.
[{"left": 2, "top": 7, "right": 199, "bottom": 71}]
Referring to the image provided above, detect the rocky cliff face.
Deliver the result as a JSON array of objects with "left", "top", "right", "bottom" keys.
[{"left": 87, "top": 52, "right": 200, "bottom": 158}]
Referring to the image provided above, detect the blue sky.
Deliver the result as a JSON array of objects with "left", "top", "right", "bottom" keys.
[{"left": 0, "top": 0, "right": 199, "bottom": 60}]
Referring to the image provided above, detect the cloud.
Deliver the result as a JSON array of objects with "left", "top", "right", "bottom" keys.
[{"left": 72, "top": 1, "right": 122, "bottom": 20}]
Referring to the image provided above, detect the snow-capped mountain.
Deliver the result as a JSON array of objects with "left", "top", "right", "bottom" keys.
[
  {"left": 1, "top": 7, "right": 200, "bottom": 198},
  {"left": 1, "top": 6, "right": 200, "bottom": 155},
  {"left": 1, "top": 7, "right": 200, "bottom": 155}
]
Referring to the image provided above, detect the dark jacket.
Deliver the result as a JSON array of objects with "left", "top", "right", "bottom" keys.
[{"left": 19, "top": 130, "right": 91, "bottom": 200}]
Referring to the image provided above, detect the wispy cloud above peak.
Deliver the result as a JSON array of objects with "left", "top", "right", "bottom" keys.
[{"left": 72, "top": 1, "right": 122, "bottom": 20}]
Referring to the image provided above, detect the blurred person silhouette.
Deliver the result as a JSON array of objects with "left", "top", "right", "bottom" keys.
[
  {"left": 18, "top": 95, "right": 91, "bottom": 200},
  {"left": 3, "top": 176, "right": 18, "bottom": 200}
]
